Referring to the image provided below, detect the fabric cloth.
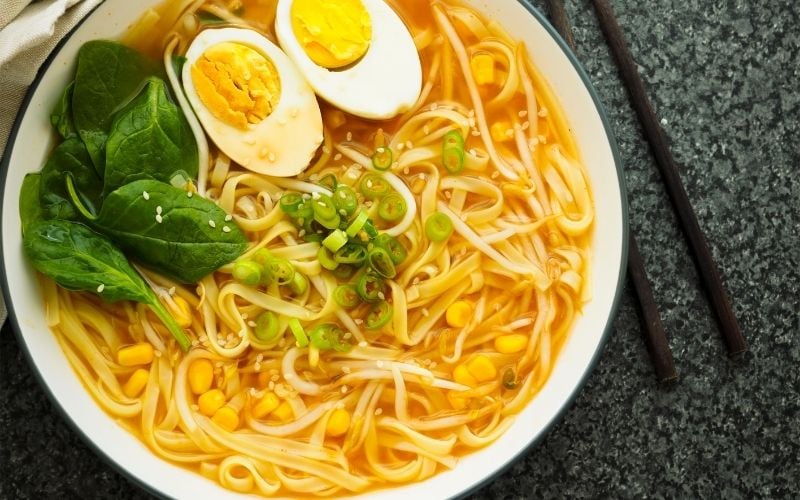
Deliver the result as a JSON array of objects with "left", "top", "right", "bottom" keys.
[{"left": 0, "top": 0, "right": 101, "bottom": 327}]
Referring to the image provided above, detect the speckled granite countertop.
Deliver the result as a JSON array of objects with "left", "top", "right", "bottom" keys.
[{"left": 2, "top": 0, "right": 798, "bottom": 498}]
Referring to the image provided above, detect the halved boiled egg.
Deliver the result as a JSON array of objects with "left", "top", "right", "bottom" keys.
[
  {"left": 275, "top": 0, "right": 422, "bottom": 120},
  {"left": 182, "top": 27, "right": 323, "bottom": 177}
]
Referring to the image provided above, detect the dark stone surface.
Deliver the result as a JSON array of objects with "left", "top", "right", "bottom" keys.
[{"left": 1, "top": 0, "right": 798, "bottom": 498}]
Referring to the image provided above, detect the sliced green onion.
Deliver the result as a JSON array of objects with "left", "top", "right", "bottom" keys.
[
  {"left": 365, "top": 300, "right": 393, "bottom": 330},
  {"left": 442, "top": 146, "right": 465, "bottom": 174},
  {"left": 332, "top": 264, "right": 355, "bottom": 280},
  {"left": 287, "top": 272, "right": 308, "bottom": 295},
  {"left": 371, "top": 146, "right": 393, "bottom": 171},
  {"left": 425, "top": 212, "right": 453, "bottom": 242},
  {"left": 253, "top": 311, "right": 280, "bottom": 342},
  {"left": 288, "top": 318, "right": 308, "bottom": 348},
  {"left": 442, "top": 129, "right": 465, "bottom": 150},
  {"left": 333, "top": 185, "right": 358, "bottom": 217},
  {"left": 323, "top": 229, "right": 348, "bottom": 252},
  {"left": 334, "top": 242, "right": 367, "bottom": 265},
  {"left": 279, "top": 192, "right": 304, "bottom": 215},
  {"left": 356, "top": 273, "right": 384, "bottom": 303},
  {"left": 374, "top": 233, "right": 407, "bottom": 265},
  {"left": 267, "top": 257, "right": 295, "bottom": 285},
  {"left": 359, "top": 173, "right": 391, "bottom": 199},
  {"left": 377, "top": 193, "right": 407, "bottom": 222},
  {"left": 346, "top": 210, "right": 369, "bottom": 237},
  {"left": 318, "top": 173, "right": 338, "bottom": 191},
  {"left": 232, "top": 260, "right": 261, "bottom": 286},
  {"left": 334, "top": 284, "right": 360, "bottom": 309},
  {"left": 367, "top": 247, "right": 397, "bottom": 279},
  {"left": 251, "top": 249, "right": 275, "bottom": 285},
  {"left": 318, "top": 246, "right": 339, "bottom": 270}
]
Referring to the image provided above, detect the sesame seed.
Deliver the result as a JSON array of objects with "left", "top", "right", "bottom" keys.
[
  {"left": 298, "top": 229, "right": 306, "bottom": 237},
  {"left": 256, "top": 353, "right": 264, "bottom": 362},
  {"left": 506, "top": 129, "right": 514, "bottom": 137},
  {"left": 358, "top": 341, "right": 368, "bottom": 347},
  {"left": 491, "top": 171, "right": 500, "bottom": 179},
  {"left": 538, "top": 134, "right": 547, "bottom": 144},
  {"left": 154, "top": 350, "right": 163, "bottom": 358},
  {"left": 208, "top": 220, "right": 216, "bottom": 228},
  {"left": 334, "top": 153, "right": 342, "bottom": 161},
  {"left": 469, "top": 148, "right": 477, "bottom": 156},
  {"left": 322, "top": 146, "right": 331, "bottom": 154},
  {"left": 429, "top": 362, "right": 437, "bottom": 369},
  {"left": 168, "top": 287, "right": 176, "bottom": 295},
  {"left": 346, "top": 132, "right": 353, "bottom": 141},
  {"left": 247, "top": 320, "right": 257, "bottom": 327},
  {"left": 222, "top": 226, "right": 231, "bottom": 233},
  {"left": 311, "top": 191, "right": 321, "bottom": 199},
  {"left": 187, "top": 191, "right": 193, "bottom": 198},
  {"left": 354, "top": 318, "right": 364, "bottom": 325},
  {"left": 268, "top": 381, "right": 275, "bottom": 390},
  {"left": 96, "top": 284, "right": 105, "bottom": 293},
  {"left": 343, "top": 332, "right": 352, "bottom": 340},
  {"left": 254, "top": 362, "right": 261, "bottom": 371},
  {"left": 156, "top": 206, "right": 163, "bottom": 215},
  {"left": 421, "top": 308, "right": 430, "bottom": 317},
  {"left": 396, "top": 143, "right": 404, "bottom": 151},
  {"left": 268, "top": 152, "right": 276, "bottom": 162},
  {"left": 423, "top": 125, "right": 430, "bottom": 135},
  {"left": 377, "top": 291, "right": 385, "bottom": 300},
  {"left": 142, "top": 191, "right": 150, "bottom": 200},
  {"left": 374, "top": 408, "right": 383, "bottom": 416},
  {"left": 376, "top": 360, "right": 384, "bottom": 368},
  {"left": 471, "top": 130, "right": 481, "bottom": 136},
  {"left": 403, "top": 166, "right": 410, "bottom": 175},
  {"left": 341, "top": 385, "right": 348, "bottom": 393},
  {"left": 412, "top": 277, "right": 420, "bottom": 285},
  {"left": 519, "top": 110, "right": 528, "bottom": 117},
  {"left": 406, "top": 140, "right": 413, "bottom": 149},
  {"left": 342, "top": 366, "right": 352, "bottom": 374},
  {"left": 155, "top": 214, "right": 163, "bottom": 223},
  {"left": 538, "top": 107, "right": 549, "bottom": 117}
]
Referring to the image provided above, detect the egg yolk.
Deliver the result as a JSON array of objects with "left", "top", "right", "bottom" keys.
[
  {"left": 290, "top": 0, "right": 372, "bottom": 69},
  {"left": 191, "top": 42, "right": 281, "bottom": 130}
]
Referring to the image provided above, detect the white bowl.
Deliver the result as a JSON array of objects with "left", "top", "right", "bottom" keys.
[{"left": 0, "top": 0, "right": 628, "bottom": 497}]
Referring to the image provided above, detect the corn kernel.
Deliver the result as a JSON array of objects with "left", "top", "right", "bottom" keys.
[
  {"left": 494, "top": 334, "right": 529, "bottom": 354},
  {"left": 272, "top": 401, "right": 294, "bottom": 422},
  {"left": 490, "top": 121, "right": 513, "bottom": 143},
  {"left": 326, "top": 408, "right": 351, "bottom": 437},
  {"left": 198, "top": 389, "right": 226, "bottom": 416},
  {"left": 122, "top": 368, "right": 149, "bottom": 398},
  {"left": 188, "top": 358, "right": 214, "bottom": 395},
  {"left": 470, "top": 52, "right": 495, "bottom": 85},
  {"left": 252, "top": 392, "right": 281, "bottom": 419},
  {"left": 453, "top": 364, "right": 478, "bottom": 387},
  {"left": 212, "top": 406, "right": 240, "bottom": 432},
  {"left": 446, "top": 390, "right": 468, "bottom": 410},
  {"left": 446, "top": 301, "right": 472, "bottom": 328},
  {"left": 466, "top": 355, "right": 497, "bottom": 382},
  {"left": 170, "top": 295, "right": 193, "bottom": 328},
  {"left": 117, "top": 343, "right": 154, "bottom": 366}
]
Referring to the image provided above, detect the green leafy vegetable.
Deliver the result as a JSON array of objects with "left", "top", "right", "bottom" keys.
[
  {"left": 72, "top": 40, "right": 159, "bottom": 174},
  {"left": 39, "top": 138, "right": 102, "bottom": 220},
  {"left": 103, "top": 77, "right": 198, "bottom": 195},
  {"left": 19, "top": 174, "right": 44, "bottom": 236},
  {"left": 23, "top": 219, "right": 190, "bottom": 350},
  {"left": 50, "top": 82, "right": 77, "bottom": 139},
  {"left": 72, "top": 179, "right": 247, "bottom": 283}
]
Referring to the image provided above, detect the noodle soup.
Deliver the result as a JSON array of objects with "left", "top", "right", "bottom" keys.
[{"left": 17, "top": 0, "right": 596, "bottom": 496}]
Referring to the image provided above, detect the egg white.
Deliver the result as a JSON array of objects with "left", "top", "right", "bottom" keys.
[
  {"left": 182, "top": 27, "right": 323, "bottom": 177},
  {"left": 275, "top": 0, "right": 422, "bottom": 120}
]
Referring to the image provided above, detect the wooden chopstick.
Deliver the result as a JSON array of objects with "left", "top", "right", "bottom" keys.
[
  {"left": 590, "top": 0, "right": 747, "bottom": 356},
  {"left": 544, "top": 0, "right": 677, "bottom": 381}
]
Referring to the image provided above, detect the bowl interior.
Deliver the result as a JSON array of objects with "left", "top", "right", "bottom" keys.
[{"left": 0, "top": 0, "right": 626, "bottom": 497}]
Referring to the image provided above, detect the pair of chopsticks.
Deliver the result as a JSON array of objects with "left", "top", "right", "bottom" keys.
[{"left": 544, "top": 0, "right": 747, "bottom": 382}]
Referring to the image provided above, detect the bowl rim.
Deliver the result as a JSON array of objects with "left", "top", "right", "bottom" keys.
[{"left": 0, "top": 0, "right": 629, "bottom": 498}]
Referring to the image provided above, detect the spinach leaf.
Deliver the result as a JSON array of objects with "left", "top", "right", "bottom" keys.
[
  {"left": 23, "top": 219, "right": 191, "bottom": 350},
  {"left": 50, "top": 82, "right": 77, "bottom": 139},
  {"left": 103, "top": 77, "right": 198, "bottom": 195},
  {"left": 72, "top": 40, "right": 158, "bottom": 175},
  {"left": 19, "top": 174, "right": 44, "bottom": 236},
  {"left": 39, "top": 137, "right": 103, "bottom": 220},
  {"left": 79, "top": 179, "right": 247, "bottom": 283},
  {"left": 171, "top": 55, "right": 187, "bottom": 77}
]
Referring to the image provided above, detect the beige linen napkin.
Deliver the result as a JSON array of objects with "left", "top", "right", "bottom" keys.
[{"left": 0, "top": 0, "right": 101, "bottom": 327}]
